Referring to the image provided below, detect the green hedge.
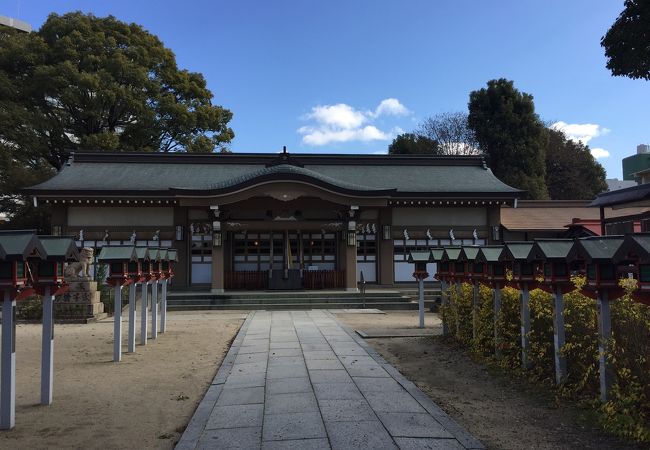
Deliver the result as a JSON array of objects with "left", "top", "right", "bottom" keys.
[{"left": 442, "top": 280, "right": 650, "bottom": 442}]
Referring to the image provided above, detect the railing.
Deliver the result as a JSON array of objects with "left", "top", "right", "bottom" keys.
[
  {"left": 302, "top": 270, "right": 345, "bottom": 289},
  {"left": 225, "top": 271, "right": 269, "bottom": 290}
]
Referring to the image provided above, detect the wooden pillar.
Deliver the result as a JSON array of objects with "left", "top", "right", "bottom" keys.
[
  {"left": 472, "top": 282, "right": 479, "bottom": 341},
  {"left": 0, "top": 291, "right": 16, "bottom": 429},
  {"left": 494, "top": 283, "right": 502, "bottom": 358},
  {"left": 345, "top": 235, "right": 358, "bottom": 291},
  {"left": 378, "top": 208, "right": 394, "bottom": 285},
  {"left": 211, "top": 243, "right": 225, "bottom": 293},
  {"left": 140, "top": 282, "right": 148, "bottom": 346},
  {"left": 440, "top": 280, "right": 449, "bottom": 336},
  {"left": 418, "top": 277, "right": 425, "bottom": 329},
  {"left": 127, "top": 283, "right": 136, "bottom": 353},
  {"left": 151, "top": 281, "right": 158, "bottom": 340},
  {"left": 113, "top": 285, "right": 122, "bottom": 362},
  {"left": 520, "top": 284, "right": 531, "bottom": 369},
  {"left": 599, "top": 206, "right": 606, "bottom": 236},
  {"left": 41, "top": 286, "right": 55, "bottom": 406},
  {"left": 553, "top": 286, "right": 567, "bottom": 384},
  {"left": 597, "top": 289, "right": 613, "bottom": 402},
  {"left": 455, "top": 280, "right": 461, "bottom": 336}
]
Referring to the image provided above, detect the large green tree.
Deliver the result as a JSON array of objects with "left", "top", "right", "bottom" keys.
[
  {"left": 0, "top": 12, "right": 234, "bottom": 228},
  {"left": 545, "top": 128, "right": 607, "bottom": 200},
  {"left": 601, "top": 0, "right": 650, "bottom": 80},
  {"left": 468, "top": 79, "right": 549, "bottom": 199},
  {"left": 388, "top": 133, "right": 439, "bottom": 155}
]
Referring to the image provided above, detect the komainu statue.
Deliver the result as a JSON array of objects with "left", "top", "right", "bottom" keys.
[{"left": 64, "top": 247, "right": 94, "bottom": 280}]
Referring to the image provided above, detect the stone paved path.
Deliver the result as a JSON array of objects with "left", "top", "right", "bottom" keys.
[{"left": 177, "top": 311, "right": 483, "bottom": 450}]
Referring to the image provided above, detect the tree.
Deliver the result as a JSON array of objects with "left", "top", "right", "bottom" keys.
[
  {"left": 0, "top": 12, "right": 234, "bottom": 229},
  {"left": 545, "top": 128, "right": 607, "bottom": 200},
  {"left": 388, "top": 133, "right": 439, "bottom": 155},
  {"left": 0, "top": 12, "right": 234, "bottom": 171},
  {"left": 468, "top": 79, "right": 549, "bottom": 199},
  {"left": 417, "top": 112, "right": 481, "bottom": 155},
  {"left": 601, "top": 0, "right": 650, "bottom": 80}
]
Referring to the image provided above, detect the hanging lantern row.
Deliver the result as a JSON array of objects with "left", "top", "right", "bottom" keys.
[
  {"left": 97, "top": 246, "right": 178, "bottom": 286},
  {"left": 408, "top": 234, "right": 650, "bottom": 404},
  {"left": 411, "top": 235, "right": 650, "bottom": 304}
]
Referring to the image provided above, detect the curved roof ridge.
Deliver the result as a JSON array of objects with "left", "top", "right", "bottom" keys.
[{"left": 170, "top": 164, "right": 391, "bottom": 193}]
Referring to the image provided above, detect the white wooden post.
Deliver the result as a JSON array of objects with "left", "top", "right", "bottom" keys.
[
  {"left": 127, "top": 283, "right": 136, "bottom": 352},
  {"left": 160, "top": 279, "right": 167, "bottom": 333},
  {"left": 520, "top": 284, "right": 531, "bottom": 369},
  {"left": 472, "top": 282, "right": 479, "bottom": 341},
  {"left": 418, "top": 277, "right": 425, "bottom": 329},
  {"left": 455, "top": 281, "right": 461, "bottom": 336},
  {"left": 140, "top": 282, "right": 148, "bottom": 345},
  {"left": 151, "top": 280, "right": 158, "bottom": 340},
  {"left": 41, "top": 285, "right": 55, "bottom": 405},
  {"left": 494, "top": 283, "right": 501, "bottom": 358},
  {"left": 1, "top": 291, "right": 16, "bottom": 429},
  {"left": 597, "top": 290, "right": 613, "bottom": 402},
  {"left": 113, "top": 285, "right": 122, "bottom": 362},
  {"left": 553, "top": 286, "right": 567, "bottom": 384},
  {"left": 440, "top": 280, "right": 449, "bottom": 335}
]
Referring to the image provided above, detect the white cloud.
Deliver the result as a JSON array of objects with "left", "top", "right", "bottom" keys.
[
  {"left": 299, "top": 125, "right": 389, "bottom": 146},
  {"left": 305, "top": 103, "right": 366, "bottom": 130},
  {"left": 372, "top": 98, "right": 410, "bottom": 117},
  {"left": 590, "top": 147, "right": 610, "bottom": 159},
  {"left": 299, "top": 99, "right": 409, "bottom": 146},
  {"left": 551, "top": 121, "right": 610, "bottom": 145}
]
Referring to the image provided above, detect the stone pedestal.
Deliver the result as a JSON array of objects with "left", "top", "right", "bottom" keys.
[{"left": 55, "top": 281, "right": 106, "bottom": 323}]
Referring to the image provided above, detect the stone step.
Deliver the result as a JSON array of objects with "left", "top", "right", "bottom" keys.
[
  {"left": 168, "top": 296, "right": 409, "bottom": 305},
  {"left": 168, "top": 301, "right": 420, "bottom": 311}
]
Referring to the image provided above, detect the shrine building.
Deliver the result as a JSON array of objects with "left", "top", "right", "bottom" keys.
[{"left": 24, "top": 150, "right": 521, "bottom": 291}]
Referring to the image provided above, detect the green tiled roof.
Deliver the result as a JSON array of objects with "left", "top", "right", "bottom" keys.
[
  {"left": 576, "top": 236, "right": 624, "bottom": 261},
  {"left": 158, "top": 249, "right": 169, "bottom": 261},
  {"left": 97, "top": 246, "right": 137, "bottom": 261},
  {"left": 459, "top": 246, "right": 480, "bottom": 261},
  {"left": 0, "top": 230, "right": 46, "bottom": 260},
  {"left": 148, "top": 248, "right": 161, "bottom": 261},
  {"left": 613, "top": 234, "right": 650, "bottom": 262},
  {"left": 430, "top": 248, "right": 445, "bottom": 261},
  {"left": 504, "top": 242, "right": 534, "bottom": 261},
  {"left": 408, "top": 251, "right": 432, "bottom": 263},
  {"left": 442, "top": 247, "right": 462, "bottom": 261},
  {"left": 134, "top": 247, "right": 150, "bottom": 260},
  {"left": 26, "top": 152, "right": 522, "bottom": 197},
  {"left": 38, "top": 236, "right": 79, "bottom": 261},
  {"left": 477, "top": 246, "right": 504, "bottom": 263},
  {"left": 532, "top": 239, "right": 574, "bottom": 260}
]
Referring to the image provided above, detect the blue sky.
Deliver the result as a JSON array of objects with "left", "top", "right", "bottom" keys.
[{"left": 4, "top": 0, "right": 649, "bottom": 178}]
